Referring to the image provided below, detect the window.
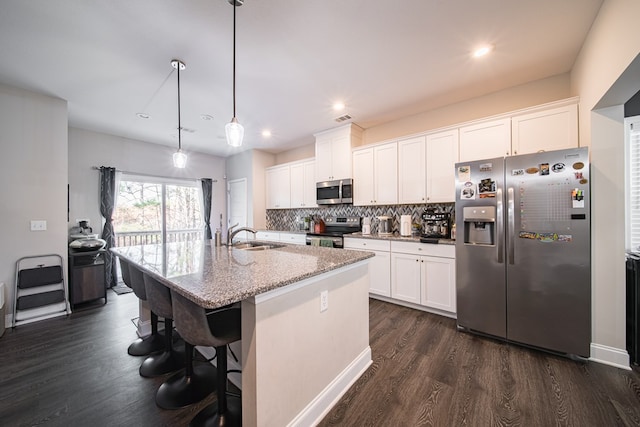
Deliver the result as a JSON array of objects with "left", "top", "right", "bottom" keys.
[
  {"left": 626, "top": 116, "right": 640, "bottom": 252},
  {"left": 114, "top": 176, "right": 203, "bottom": 247}
]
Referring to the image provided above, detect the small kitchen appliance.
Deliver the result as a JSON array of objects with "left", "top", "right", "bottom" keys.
[
  {"left": 400, "top": 215, "right": 412, "bottom": 237},
  {"left": 377, "top": 216, "right": 393, "bottom": 236},
  {"left": 362, "top": 217, "right": 371, "bottom": 235},
  {"left": 420, "top": 210, "right": 451, "bottom": 243}
]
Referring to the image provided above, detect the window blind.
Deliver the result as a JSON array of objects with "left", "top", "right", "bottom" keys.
[{"left": 628, "top": 117, "right": 640, "bottom": 252}]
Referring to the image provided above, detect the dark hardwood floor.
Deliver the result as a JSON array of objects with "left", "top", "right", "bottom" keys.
[
  {"left": 1, "top": 292, "right": 639, "bottom": 426},
  {"left": 320, "top": 299, "right": 640, "bottom": 427}
]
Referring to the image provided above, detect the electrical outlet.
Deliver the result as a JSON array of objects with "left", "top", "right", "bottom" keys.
[
  {"left": 30, "top": 220, "right": 47, "bottom": 231},
  {"left": 320, "top": 290, "right": 328, "bottom": 312}
]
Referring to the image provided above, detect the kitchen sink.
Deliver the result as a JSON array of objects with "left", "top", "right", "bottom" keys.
[{"left": 232, "top": 241, "right": 284, "bottom": 251}]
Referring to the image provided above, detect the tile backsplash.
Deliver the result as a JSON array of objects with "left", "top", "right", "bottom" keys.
[{"left": 266, "top": 203, "right": 454, "bottom": 234}]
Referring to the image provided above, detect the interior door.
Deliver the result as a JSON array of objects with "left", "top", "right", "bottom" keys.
[{"left": 227, "top": 178, "right": 247, "bottom": 240}]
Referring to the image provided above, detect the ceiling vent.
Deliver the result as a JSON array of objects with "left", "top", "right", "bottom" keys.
[{"left": 335, "top": 114, "right": 352, "bottom": 123}]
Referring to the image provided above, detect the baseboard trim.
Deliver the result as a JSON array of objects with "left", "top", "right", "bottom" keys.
[
  {"left": 589, "top": 343, "right": 631, "bottom": 370},
  {"left": 287, "top": 346, "right": 373, "bottom": 427}
]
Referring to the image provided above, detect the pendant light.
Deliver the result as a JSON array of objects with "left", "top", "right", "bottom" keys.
[
  {"left": 225, "top": 0, "right": 244, "bottom": 147},
  {"left": 172, "top": 59, "right": 188, "bottom": 168}
]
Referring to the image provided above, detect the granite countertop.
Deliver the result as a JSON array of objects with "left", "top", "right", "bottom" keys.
[
  {"left": 112, "top": 241, "right": 373, "bottom": 309},
  {"left": 346, "top": 232, "right": 456, "bottom": 245}
]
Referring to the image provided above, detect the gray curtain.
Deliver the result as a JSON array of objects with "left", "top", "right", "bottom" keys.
[
  {"left": 100, "top": 167, "right": 117, "bottom": 287},
  {"left": 201, "top": 178, "right": 213, "bottom": 239}
]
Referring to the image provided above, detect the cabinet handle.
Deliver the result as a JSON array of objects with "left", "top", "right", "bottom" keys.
[{"left": 416, "top": 259, "right": 419, "bottom": 262}]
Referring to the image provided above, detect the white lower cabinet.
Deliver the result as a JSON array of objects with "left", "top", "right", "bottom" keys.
[
  {"left": 255, "top": 231, "right": 280, "bottom": 242},
  {"left": 344, "top": 238, "right": 391, "bottom": 297},
  {"left": 391, "top": 252, "right": 422, "bottom": 304},
  {"left": 421, "top": 256, "right": 456, "bottom": 312},
  {"left": 390, "top": 241, "right": 456, "bottom": 314}
]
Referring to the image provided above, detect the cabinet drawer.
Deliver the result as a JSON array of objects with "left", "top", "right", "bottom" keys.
[
  {"left": 279, "top": 233, "right": 306, "bottom": 245},
  {"left": 256, "top": 231, "right": 280, "bottom": 242},
  {"left": 391, "top": 241, "right": 455, "bottom": 258},
  {"left": 344, "top": 238, "right": 391, "bottom": 252}
]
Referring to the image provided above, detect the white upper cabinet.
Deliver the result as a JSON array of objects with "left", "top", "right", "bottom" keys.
[
  {"left": 265, "top": 165, "right": 291, "bottom": 209},
  {"left": 352, "top": 142, "right": 398, "bottom": 206},
  {"left": 511, "top": 103, "right": 578, "bottom": 155},
  {"left": 398, "top": 136, "right": 426, "bottom": 204},
  {"left": 290, "top": 160, "right": 317, "bottom": 208},
  {"left": 459, "top": 118, "right": 511, "bottom": 162},
  {"left": 315, "top": 124, "right": 363, "bottom": 181},
  {"left": 426, "top": 129, "right": 458, "bottom": 203}
]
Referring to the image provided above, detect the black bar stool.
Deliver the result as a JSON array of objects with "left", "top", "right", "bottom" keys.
[
  {"left": 139, "top": 274, "right": 184, "bottom": 377},
  {"left": 171, "top": 290, "right": 242, "bottom": 427},
  {"left": 118, "top": 258, "right": 164, "bottom": 356}
]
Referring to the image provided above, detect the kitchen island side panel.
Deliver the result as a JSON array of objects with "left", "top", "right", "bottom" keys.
[{"left": 241, "top": 261, "right": 371, "bottom": 427}]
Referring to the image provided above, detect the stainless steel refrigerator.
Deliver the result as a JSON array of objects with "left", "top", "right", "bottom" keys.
[{"left": 455, "top": 147, "right": 591, "bottom": 357}]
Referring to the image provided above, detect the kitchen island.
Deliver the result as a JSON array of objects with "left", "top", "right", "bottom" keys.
[{"left": 112, "top": 240, "right": 373, "bottom": 426}]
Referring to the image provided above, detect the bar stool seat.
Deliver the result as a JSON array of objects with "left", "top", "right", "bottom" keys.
[
  {"left": 139, "top": 274, "right": 184, "bottom": 377},
  {"left": 119, "top": 258, "right": 164, "bottom": 356},
  {"left": 170, "top": 290, "right": 242, "bottom": 427}
]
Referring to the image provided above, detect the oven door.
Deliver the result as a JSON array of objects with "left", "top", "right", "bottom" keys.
[{"left": 316, "top": 180, "right": 341, "bottom": 205}]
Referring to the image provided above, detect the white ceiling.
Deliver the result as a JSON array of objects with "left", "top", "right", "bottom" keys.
[{"left": 0, "top": 0, "right": 603, "bottom": 158}]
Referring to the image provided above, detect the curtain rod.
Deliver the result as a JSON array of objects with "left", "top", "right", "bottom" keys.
[{"left": 91, "top": 166, "right": 217, "bottom": 183}]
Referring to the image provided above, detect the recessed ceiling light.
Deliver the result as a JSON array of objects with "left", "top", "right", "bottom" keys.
[
  {"left": 262, "top": 130, "right": 272, "bottom": 138},
  {"left": 333, "top": 102, "right": 345, "bottom": 111},
  {"left": 473, "top": 45, "right": 493, "bottom": 58},
  {"left": 200, "top": 114, "right": 214, "bottom": 121},
  {"left": 136, "top": 112, "right": 151, "bottom": 119}
]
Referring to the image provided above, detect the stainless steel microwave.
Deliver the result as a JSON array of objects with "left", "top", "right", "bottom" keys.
[{"left": 316, "top": 178, "right": 353, "bottom": 205}]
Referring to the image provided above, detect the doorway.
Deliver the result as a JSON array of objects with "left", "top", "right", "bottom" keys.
[{"left": 227, "top": 178, "right": 248, "bottom": 240}]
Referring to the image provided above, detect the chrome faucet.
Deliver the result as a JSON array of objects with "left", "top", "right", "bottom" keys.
[
  {"left": 228, "top": 226, "right": 257, "bottom": 246},
  {"left": 227, "top": 223, "right": 239, "bottom": 246}
]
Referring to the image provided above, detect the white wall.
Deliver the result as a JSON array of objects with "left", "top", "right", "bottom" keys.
[
  {"left": 0, "top": 84, "right": 68, "bottom": 320},
  {"left": 225, "top": 149, "right": 275, "bottom": 230},
  {"left": 569, "top": 0, "right": 640, "bottom": 364},
  {"left": 68, "top": 127, "right": 227, "bottom": 239}
]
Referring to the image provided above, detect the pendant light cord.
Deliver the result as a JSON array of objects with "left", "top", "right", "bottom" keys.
[
  {"left": 232, "top": 0, "right": 237, "bottom": 118},
  {"left": 177, "top": 63, "right": 182, "bottom": 150}
]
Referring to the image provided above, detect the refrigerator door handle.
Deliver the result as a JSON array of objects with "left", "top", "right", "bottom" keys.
[
  {"left": 496, "top": 187, "right": 504, "bottom": 264},
  {"left": 507, "top": 187, "right": 515, "bottom": 264}
]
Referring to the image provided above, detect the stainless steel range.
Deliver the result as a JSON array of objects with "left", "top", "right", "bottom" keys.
[{"left": 305, "top": 217, "right": 361, "bottom": 248}]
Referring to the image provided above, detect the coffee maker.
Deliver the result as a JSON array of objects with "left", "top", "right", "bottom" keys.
[{"left": 420, "top": 210, "right": 451, "bottom": 243}]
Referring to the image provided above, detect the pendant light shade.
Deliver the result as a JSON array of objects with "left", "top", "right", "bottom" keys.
[
  {"left": 171, "top": 59, "right": 187, "bottom": 168},
  {"left": 226, "top": 0, "right": 243, "bottom": 147},
  {"left": 225, "top": 117, "right": 244, "bottom": 147},
  {"left": 173, "top": 149, "right": 187, "bottom": 168}
]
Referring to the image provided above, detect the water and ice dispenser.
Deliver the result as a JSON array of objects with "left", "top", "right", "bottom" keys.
[{"left": 463, "top": 206, "right": 496, "bottom": 245}]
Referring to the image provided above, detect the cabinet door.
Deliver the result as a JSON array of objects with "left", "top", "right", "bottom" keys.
[
  {"left": 459, "top": 118, "right": 511, "bottom": 162},
  {"left": 266, "top": 166, "right": 290, "bottom": 209},
  {"left": 374, "top": 142, "right": 398, "bottom": 205},
  {"left": 426, "top": 129, "right": 458, "bottom": 203},
  {"left": 398, "top": 136, "right": 426, "bottom": 204},
  {"left": 391, "top": 252, "right": 421, "bottom": 304},
  {"left": 369, "top": 250, "right": 391, "bottom": 297},
  {"left": 331, "top": 136, "right": 352, "bottom": 179},
  {"left": 315, "top": 138, "right": 333, "bottom": 181},
  {"left": 352, "top": 148, "right": 375, "bottom": 206},
  {"left": 421, "top": 256, "right": 456, "bottom": 313},
  {"left": 302, "top": 161, "right": 317, "bottom": 207},
  {"left": 290, "top": 163, "right": 305, "bottom": 208},
  {"left": 511, "top": 104, "right": 578, "bottom": 155}
]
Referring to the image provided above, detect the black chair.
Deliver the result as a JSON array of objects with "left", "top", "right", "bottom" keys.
[
  {"left": 139, "top": 274, "right": 184, "bottom": 377},
  {"left": 119, "top": 258, "right": 164, "bottom": 356},
  {"left": 170, "top": 290, "right": 242, "bottom": 427}
]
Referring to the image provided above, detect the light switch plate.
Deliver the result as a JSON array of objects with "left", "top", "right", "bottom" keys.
[{"left": 30, "top": 220, "right": 47, "bottom": 231}]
